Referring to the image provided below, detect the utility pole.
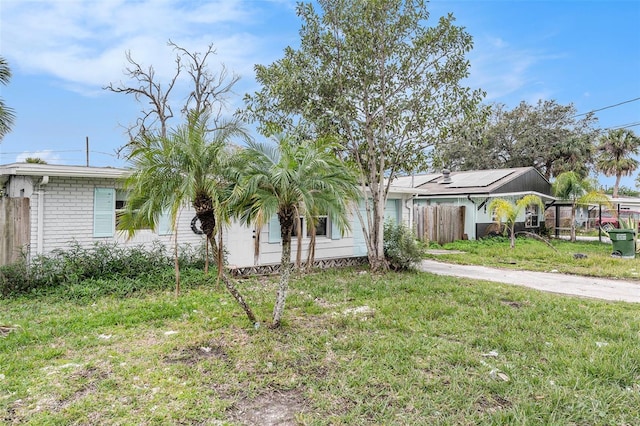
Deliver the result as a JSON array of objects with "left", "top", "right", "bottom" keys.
[{"left": 86, "top": 136, "right": 89, "bottom": 167}]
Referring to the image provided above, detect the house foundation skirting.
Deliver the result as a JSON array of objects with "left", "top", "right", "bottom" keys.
[{"left": 230, "top": 256, "right": 369, "bottom": 277}]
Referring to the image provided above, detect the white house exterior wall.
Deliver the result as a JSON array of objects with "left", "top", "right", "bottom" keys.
[
  {"left": 224, "top": 216, "right": 357, "bottom": 268},
  {"left": 223, "top": 196, "right": 412, "bottom": 268},
  {"left": 3, "top": 164, "right": 416, "bottom": 268},
  {"left": 27, "top": 175, "right": 204, "bottom": 258}
]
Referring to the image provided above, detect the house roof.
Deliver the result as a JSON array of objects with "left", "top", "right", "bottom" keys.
[
  {"left": 0, "top": 163, "right": 130, "bottom": 184},
  {"left": 390, "top": 167, "right": 553, "bottom": 199}
]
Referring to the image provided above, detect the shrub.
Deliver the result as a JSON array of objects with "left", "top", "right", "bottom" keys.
[
  {"left": 0, "top": 241, "right": 208, "bottom": 297},
  {"left": 383, "top": 221, "right": 423, "bottom": 271}
]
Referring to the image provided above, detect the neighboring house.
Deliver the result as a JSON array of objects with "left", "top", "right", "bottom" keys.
[
  {"left": 593, "top": 196, "right": 640, "bottom": 230},
  {"left": 392, "top": 167, "right": 555, "bottom": 240}
]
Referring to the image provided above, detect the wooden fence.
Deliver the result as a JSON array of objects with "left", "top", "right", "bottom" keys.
[
  {"left": 0, "top": 197, "right": 30, "bottom": 266},
  {"left": 414, "top": 205, "right": 465, "bottom": 245}
]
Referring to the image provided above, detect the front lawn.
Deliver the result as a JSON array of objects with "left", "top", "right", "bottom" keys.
[
  {"left": 2, "top": 268, "right": 639, "bottom": 424},
  {"left": 427, "top": 237, "right": 640, "bottom": 280}
]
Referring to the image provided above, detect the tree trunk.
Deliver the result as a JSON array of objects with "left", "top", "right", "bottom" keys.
[
  {"left": 194, "top": 193, "right": 218, "bottom": 275},
  {"left": 614, "top": 174, "right": 622, "bottom": 199},
  {"left": 367, "top": 190, "right": 388, "bottom": 272},
  {"left": 510, "top": 225, "right": 515, "bottom": 249},
  {"left": 217, "top": 226, "right": 224, "bottom": 281},
  {"left": 295, "top": 214, "right": 302, "bottom": 270},
  {"left": 570, "top": 203, "right": 577, "bottom": 243},
  {"left": 306, "top": 227, "right": 316, "bottom": 271},
  {"left": 220, "top": 273, "right": 259, "bottom": 327},
  {"left": 273, "top": 209, "right": 294, "bottom": 328},
  {"left": 204, "top": 236, "right": 209, "bottom": 275},
  {"left": 209, "top": 236, "right": 220, "bottom": 286},
  {"left": 173, "top": 213, "right": 180, "bottom": 297}
]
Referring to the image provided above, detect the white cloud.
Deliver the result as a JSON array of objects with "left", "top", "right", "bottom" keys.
[
  {"left": 465, "top": 34, "right": 562, "bottom": 106},
  {"left": 15, "top": 150, "right": 62, "bottom": 164},
  {"left": 1, "top": 0, "right": 280, "bottom": 92}
]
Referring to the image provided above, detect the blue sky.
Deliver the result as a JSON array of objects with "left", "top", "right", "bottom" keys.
[{"left": 1, "top": 0, "right": 639, "bottom": 187}]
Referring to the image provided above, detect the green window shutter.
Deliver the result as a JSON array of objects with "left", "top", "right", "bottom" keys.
[
  {"left": 330, "top": 216, "right": 342, "bottom": 240},
  {"left": 268, "top": 215, "right": 281, "bottom": 243},
  {"left": 157, "top": 210, "right": 173, "bottom": 236},
  {"left": 94, "top": 188, "right": 115, "bottom": 237}
]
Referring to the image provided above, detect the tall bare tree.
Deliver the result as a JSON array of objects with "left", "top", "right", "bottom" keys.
[{"left": 105, "top": 40, "right": 240, "bottom": 154}]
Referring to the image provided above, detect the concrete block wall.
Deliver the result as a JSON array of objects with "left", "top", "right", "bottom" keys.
[{"left": 30, "top": 176, "right": 205, "bottom": 257}]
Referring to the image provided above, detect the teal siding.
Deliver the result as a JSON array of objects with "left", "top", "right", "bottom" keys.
[{"left": 353, "top": 199, "right": 400, "bottom": 256}]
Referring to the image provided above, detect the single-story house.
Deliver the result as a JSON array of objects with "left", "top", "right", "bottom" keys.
[
  {"left": 0, "top": 163, "right": 413, "bottom": 270},
  {"left": 391, "top": 167, "right": 555, "bottom": 240},
  {"left": 0, "top": 163, "right": 204, "bottom": 266},
  {"left": 0, "top": 163, "right": 555, "bottom": 269}
]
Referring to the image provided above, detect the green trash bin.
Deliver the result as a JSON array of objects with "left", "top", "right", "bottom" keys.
[{"left": 608, "top": 229, "right": 636, "bottom": 259}]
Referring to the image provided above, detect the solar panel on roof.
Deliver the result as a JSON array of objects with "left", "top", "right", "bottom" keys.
[
  {"left": 392, "top": 174, "right": 441, "bottom": 187},
  {"left": 444, "top": 169, "right": 514, "bottom": 188}
]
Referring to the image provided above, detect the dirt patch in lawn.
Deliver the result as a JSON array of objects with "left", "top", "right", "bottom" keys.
[
  {"left": 229, "top": 388, "right": 309, "bottom": 425},
  {"left": 500, "top": 299, "right": 531, "bottom": 309},
  {"left": 475, "top": 394, "right": 512, "bottom": 414},
  {"left": 164, "top": 342, "right": 230, "bottom": 365}
]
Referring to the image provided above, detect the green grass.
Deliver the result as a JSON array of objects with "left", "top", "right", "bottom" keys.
[
  {"left": 1, "top": 268, "right": 639, "bottom": 425},
  {"left": 427, "top": 237, "right": 640, "bottom": 280}
]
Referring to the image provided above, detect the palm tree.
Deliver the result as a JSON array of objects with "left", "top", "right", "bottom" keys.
[
  {"left": 488, "top": 195, "right": 545, "bottom": 249},
  {"left": 231, "top": 136, "right": 360, "bottom": 328},
  {"left": 119, "top": 111, "right": 258, "bottom": 325},
  {"left": 552, "top": 171, "right": 611, "bottom": 242},
  {"left": 0, "top": 56, "right": 16, "bottom": 140},
  {"left": 596, "top": 129, "right": 640, "bottom": 198}
]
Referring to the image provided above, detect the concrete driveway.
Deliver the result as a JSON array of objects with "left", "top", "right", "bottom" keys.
[{"left": 419, "top": 259, "right": 640, "bottom": 303}]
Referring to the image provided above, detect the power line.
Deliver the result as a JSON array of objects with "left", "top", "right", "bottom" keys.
[
  {"left": 573, "top": 97, "right": 640, "bottom": 118},
  {"left": 606, "top": 121, "right": 640, "bottom": 130},
  {"left": 0, "top": 149, "right": 83, "bottom": 155}
]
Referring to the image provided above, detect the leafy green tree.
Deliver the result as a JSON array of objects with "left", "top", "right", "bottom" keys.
[
  {"left": 552, "top": 171, "right": 611, "bottom": 242},
  {"left": 0, "top": 56, "right": 15, "bottom": 141},
  {"left": 231, "top": 136, "right": 360, "bottom": 328},
  {"left": 488, "top": 195, "right": 545, "bottom": 249},
  {"left": 436, "top": 100, "right": 597, "bottom": 179},
  {"left": 120, "top": 112, "right": 257, "bottom": 325},
  {"left": 25, "top": 157, "right": 47, "bottom": 164},
  {"left": 596, "top": 129, "right": 640, "bottom": 198},
  {"left": 605, "top": 185, "right": 640, "bottom": 198},
  {"left": 243, "top": 0, "right": 482, "bottom": 271}
]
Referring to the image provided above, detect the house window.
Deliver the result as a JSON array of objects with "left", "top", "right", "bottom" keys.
[
  {"left": 269, "top": 215, "right": 339, "bottom": 242},
  {"left": 95, "top": 188, "right": 161, "bottom": 237},
  {"left": 525, "top": 205, "right": 540, "bottom": 228},
  {"left": 292, "top": 218, "right": 304, "bottom": 237},
  {"left": 114, "top": 190, "right": 151, "bottom": 231},
  {"left": 115, "top": 190, "right": 128, "bottom": 229},
  {"left": 314, "top": 216, "right": 328, "bottom": 237}
]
